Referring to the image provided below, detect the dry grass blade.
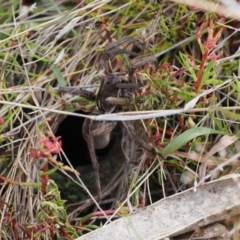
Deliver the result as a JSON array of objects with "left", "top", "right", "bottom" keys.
[{"left": 199, "top": 134, "right": 240, "bottom": 181}]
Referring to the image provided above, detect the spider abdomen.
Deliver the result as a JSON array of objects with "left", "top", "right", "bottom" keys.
[
  {"left": 94, "top": 132, "right": 111, "bottom": 150},
  {"left": 82, "top": 119, "right": 117, "bottom": 150}
]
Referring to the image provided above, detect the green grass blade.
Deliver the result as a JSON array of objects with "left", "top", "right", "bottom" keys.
[
  {"left": 51, "top": 64, "right": 66, "bottom": 87},
  {"left": 159, "top": 127, "right": 227, "bottom": 155}
]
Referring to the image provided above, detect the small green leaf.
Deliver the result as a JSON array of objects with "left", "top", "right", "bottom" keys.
[
  {"left": 202, "top": 60, "right": 214, "bottom": 82},
  {"left": 159, "top": 127, "right": 227, "bottom": 155},
  {"left": 187, "top": 117, "right": 195, "bottom": 128},
  {"left": 41, "top": 165, "right": 59, "bottom": 175},
  {"left": 51, "top": 64, "right": 66, "bottom": 87}
]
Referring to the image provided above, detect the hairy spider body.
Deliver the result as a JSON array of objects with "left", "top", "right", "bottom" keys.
[
  {"left": 59, "top": 37, "right": 157, "bottom": 198},
  {"left": 96, "top": 73, "right": 130, "bottom": 113}
]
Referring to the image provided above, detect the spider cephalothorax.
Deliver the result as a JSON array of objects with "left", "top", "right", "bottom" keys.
[
  {"left": 96, "top": 73, "right": 133, "bottom": 113},
  {"left": 59, "top": 37, "right": 157, "bottom": 198}
]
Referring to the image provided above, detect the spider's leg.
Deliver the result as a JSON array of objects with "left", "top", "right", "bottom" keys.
[
  {"left": 58, "top": 87, "right": 96, "bottom": 101},
  {"left": 129, "top": 56, "right": 158, "bottom": 78},
  {"left": 104, "top": 96, "right": 130, "bottom": 106},
  {"left": 105, "top": 36, "right": 143, "bottom": 53},
  {"left": 122, "top": 121, "right": 153, "bottom": 152},
  {"left": 100, "top": 37, "right": 144, "bottom": 72},
  {"left": 104, "top": 48, "right": 139, "bottom": 60},
  {"left": 122, "top": 121, "right": 165, "bottom": 159},
  {"left": 115, "top": 82, "right": 139, "bottom": 89},
  {"left": 83, "top": 119, "right": 102, "bottom": 199},
  {"left": 82, "top": 119, "right": 117, "bottom": 199}
]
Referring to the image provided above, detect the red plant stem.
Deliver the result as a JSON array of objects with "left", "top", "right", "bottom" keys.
[
  {"left": 41, "top": 162, "right": 49, "bottom": 195},
  {"left": 49, "top": 226, "right": 56, "bottom": 240},
  {"left": 139, "top": 195, "right": 145, "bottom": 208},
  {"left": 18, "top": 224, "right": 32, "bottom": 238},
  {"left": 11, "top": 217, "right": 19, "bottom": 240},
  {"left": 0, "top": 174, "right": 23, "bottom": 185},
  {"left": 103, "top": 24, "right": 112, "bottom": 43},
  {"left": 60, "top": 226, "right": 72, "bottom": 238},
  {"left": 93, "top": 209, "right": 120, "bottom": 216},
  {"left": 194, "top": 50, "right": 208, "bottom": 93}
]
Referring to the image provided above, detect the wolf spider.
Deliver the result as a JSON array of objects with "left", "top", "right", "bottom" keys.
[{"left": 59, "top": 37, "right": 157, "bottom": 199}]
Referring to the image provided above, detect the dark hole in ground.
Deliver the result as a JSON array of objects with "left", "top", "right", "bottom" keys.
[
  {"left": 54, "top": 112, "right": 170, "bottom": 216},
  {"left": 55, "top": 111, "right": 117, "bottom": 167},
  {"left": 54, "top": 111, "right": 124, "bottom": 208}
]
